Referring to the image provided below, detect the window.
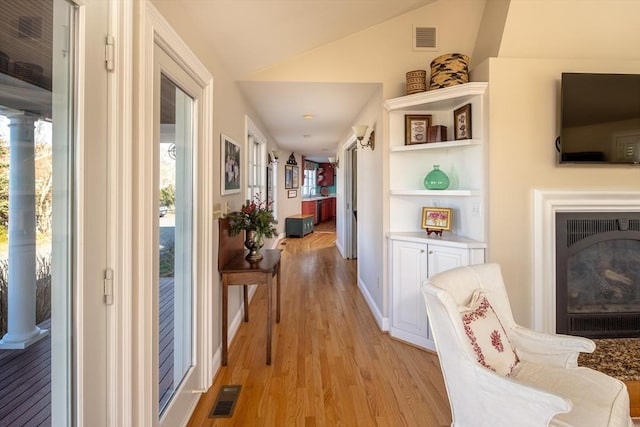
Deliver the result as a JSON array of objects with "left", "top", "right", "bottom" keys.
[
  {"left": 246, "top": 134, "right": 266, "bottom": 202},
  {"left": 266, "top": 162, "right": 277, "bottom": 221},
  {"left": 302, "top": 169, "right": 316, "bottom": 197},
  {"left": 245, "top": 117, "right": 276, "bottom": 220}
]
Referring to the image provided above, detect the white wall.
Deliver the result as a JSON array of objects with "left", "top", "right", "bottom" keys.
[
  {"left": 244, "top": 0, "right": 486, "bottom": 323},
  {"left": 353, "top": 90, "right": 386, "bottom": 325},
  {"left": 498, "top": 0, "right": 640, "bottom": 60},
  {"left": 148, "top": 0, "right": 300, "bottom": 364},
  {"left": 150, "top": 0, "right": 640, "bottom": 336},
  {"left": 248, "top": 0, "right": 486, "bottom": 100},
  {"left": 487, "top": 58, "right": 640, "bottom": 325},
  {"left": 485, "top": 0, "right": 640, "bottom": 326}
]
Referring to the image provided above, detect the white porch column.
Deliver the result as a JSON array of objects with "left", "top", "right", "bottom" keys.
[{"left": 0, "top": 113, "right": 48, "bottom": 349}]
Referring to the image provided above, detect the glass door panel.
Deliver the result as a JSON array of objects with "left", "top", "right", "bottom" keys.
[
  {"left": 0, "top": 0, "right": 77, "bottom": 424},
  {"left": 158, "top": 73, "right": 194, "bottom": 415}
]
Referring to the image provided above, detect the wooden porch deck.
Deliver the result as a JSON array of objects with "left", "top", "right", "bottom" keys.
[{"left": 0, "top": 278, "right": 175, "bottom": 426}]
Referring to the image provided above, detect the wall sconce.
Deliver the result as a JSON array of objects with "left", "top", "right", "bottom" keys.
[
  {"left": 352, "top": 124, "right": 375, "bottom": 150},
  {"left": 271, "top": 150, "right": 279, "bottom": 163},
  {"left": 327, "top": 156, "right": 339, "bottom": 168}
]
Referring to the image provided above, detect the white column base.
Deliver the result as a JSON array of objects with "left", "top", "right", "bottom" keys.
[{"left": 0, "top": 327, "right": 49, "bottom": 349}]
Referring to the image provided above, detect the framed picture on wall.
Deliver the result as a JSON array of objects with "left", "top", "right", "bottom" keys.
[
  {"left": 285, "top": 164, "right": 294, "bottom": 189},
  {"left": 292, "top": 165, "right": 299, "bottom": 188},
  {"left": 221, "top": 134, "right": 241, "bottom": 195},
  {"left": 287, "top": 189, "right": 297, "bottom": 198}
]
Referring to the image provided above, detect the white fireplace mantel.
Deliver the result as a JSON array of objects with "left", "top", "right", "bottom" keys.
[{"left": 532, "top": 189, "right": 640, "bottom": 333}]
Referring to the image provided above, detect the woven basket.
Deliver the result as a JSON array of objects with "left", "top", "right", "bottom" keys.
[
  {"left": 429, "top": 53, "right": 469, "bottom": 90},
  {"left": 406, "top": 70, "right": 427, "bottom": 95}
]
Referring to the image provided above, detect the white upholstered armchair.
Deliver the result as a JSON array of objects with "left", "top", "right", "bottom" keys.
[{"left": 422, "top": 263, "right": 632, "bottom": 427}]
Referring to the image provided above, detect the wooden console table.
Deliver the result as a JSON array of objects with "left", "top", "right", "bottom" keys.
[{"left": 218, "top": 218, "right": 281, "bottom": 366}]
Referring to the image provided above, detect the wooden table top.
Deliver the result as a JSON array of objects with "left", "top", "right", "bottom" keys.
[{"left": 220, "top": 248, "right": 281, "bottom": 274}]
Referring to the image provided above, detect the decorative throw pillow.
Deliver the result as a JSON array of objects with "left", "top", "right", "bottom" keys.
[{"left": 459, "top": 290, "right": 519, "bottom": 376}]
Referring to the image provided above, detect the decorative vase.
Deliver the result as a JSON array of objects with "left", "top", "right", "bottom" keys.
[
  {"left": 244, "top": 230, "right": 264, "bottom": 261},
  {"left": 424, "top": 165, "right": 450, "bottom": 190}
]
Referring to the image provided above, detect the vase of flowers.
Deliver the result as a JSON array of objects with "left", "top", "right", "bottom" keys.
[{"left": 225, "top": 194, "right": 276, "bottom": 261}]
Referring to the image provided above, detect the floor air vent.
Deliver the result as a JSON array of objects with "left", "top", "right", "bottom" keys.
[{"left": 209, "top": 385, "right": 242, "bottom": 418}]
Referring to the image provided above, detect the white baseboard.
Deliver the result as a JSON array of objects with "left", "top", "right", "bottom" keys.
[{"left": 357, "top": 277, "right": 389, "bottom": 331}]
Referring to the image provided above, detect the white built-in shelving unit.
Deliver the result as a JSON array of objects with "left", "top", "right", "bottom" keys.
[{"left": 385, "top": 82, "right": 489, "bottom": 351}]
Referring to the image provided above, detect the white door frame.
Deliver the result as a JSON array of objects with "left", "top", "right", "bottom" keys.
[
  {"left": 74, "top": 0, "right": 112, "bottom": 425},
  {"left": 133, "top": 3, "right": 214, "bottom": 426},
  {"left": 343, "top": 142, "right": 358, "bottom": 259},
  {"left": 104, "top": 0, "right": 134, "bottom": 425}
]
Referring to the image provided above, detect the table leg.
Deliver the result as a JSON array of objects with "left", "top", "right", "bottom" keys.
[
  {"left": 266, "top": 273, "right": 272, "bottom": 365},
  {"left": 222, "top": 277, "right": 228, "bottom": 366},
  {"left": 243, "top": 284, "right": 249, "bottom": 322}
]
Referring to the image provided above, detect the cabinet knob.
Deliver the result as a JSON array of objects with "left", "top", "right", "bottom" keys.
[
  {"left": 420, "top": 249, "right": 425, "bottom": 253},
  {"left": 428, "top": 250, "right": 433, "bottom": 254}
]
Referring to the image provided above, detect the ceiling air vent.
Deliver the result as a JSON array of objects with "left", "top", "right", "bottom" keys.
[{"left": 413, "top": 26, "right": 437, "bottom": 50}]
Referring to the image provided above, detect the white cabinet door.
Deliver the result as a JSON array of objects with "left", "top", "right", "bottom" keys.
[
  {"left": 427, "top": 245, "right": 470, "bottom": 276},
  {"left": 390, "top": 240, "right": 433, "bottom": 350},
  {"left": 389, "top": 237, "right": 486, "bottom": 351}
]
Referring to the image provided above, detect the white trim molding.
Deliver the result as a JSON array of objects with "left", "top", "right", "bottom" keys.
[
  {"left": 134, "top": 3, "right": 214, "bottom": 426},
  {"left": 532, "top": 189, "right": 640, "bottom": 333},
  {"left": 106, "top": 0, "right": 134, "bottom": 425}
]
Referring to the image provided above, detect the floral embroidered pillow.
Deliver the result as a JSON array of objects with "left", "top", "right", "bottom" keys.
[{"left": 460, "top": 290, "right": 519, "bottom": 376}]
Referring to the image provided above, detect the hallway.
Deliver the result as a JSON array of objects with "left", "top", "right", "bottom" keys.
[{"left": 188, "top": 231, "right": 451, "bottom": 426}]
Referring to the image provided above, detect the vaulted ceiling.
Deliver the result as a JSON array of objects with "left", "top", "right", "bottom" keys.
[{"left": 151, "top": 0, "right": 437, "bottom": 160}]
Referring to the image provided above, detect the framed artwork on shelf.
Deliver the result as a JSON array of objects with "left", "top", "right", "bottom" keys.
[
  {"left": 405, "top": 114, "right": 432, "bottom": 145},
  {"left": 453, "top": 103, "right": 472, "bottom": 140},
  {"left": 421, "top": 207, "right": 452, "bottom": 236},
  {"left": 221, "top": 133, "right": 241, "bottom": 195},
  {"left": 287, "top": 189, "right": 297, "bottom": 198}
]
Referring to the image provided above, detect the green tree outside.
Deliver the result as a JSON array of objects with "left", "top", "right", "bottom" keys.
[{"left": 160, "top": 184, "right": 175, "bottom": 209}]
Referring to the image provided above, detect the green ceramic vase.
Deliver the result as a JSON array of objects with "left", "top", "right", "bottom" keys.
[{"left": 424, "top": 165, "right": 450, "bottom": 190}]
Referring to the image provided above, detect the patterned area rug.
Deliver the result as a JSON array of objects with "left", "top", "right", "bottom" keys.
[{"left": 578, "top": 338, "right": 640, "bottom": 381}]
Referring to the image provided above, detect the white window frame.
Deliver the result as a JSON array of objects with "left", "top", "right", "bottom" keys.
[
  {"left": 245, "top": 116, "right": 268, "bottom": 207},
  {"left": 302, "top": 168, "right": 316, "bottom": 197}
]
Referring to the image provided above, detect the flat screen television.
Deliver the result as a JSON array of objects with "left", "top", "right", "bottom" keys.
[{"left": 560, "top": 72, "right": 640, "bottom": 164}]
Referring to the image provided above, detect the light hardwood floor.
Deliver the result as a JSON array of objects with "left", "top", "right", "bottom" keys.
[{"left": 188, "top": 231, "right": 452, "bottom": 426}]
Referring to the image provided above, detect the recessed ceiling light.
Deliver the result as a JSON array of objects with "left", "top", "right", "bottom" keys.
[{"left": 303, "top": 114, "right": 314, "bottom": 120}]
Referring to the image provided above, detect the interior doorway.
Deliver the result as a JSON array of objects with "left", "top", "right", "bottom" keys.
[{"left": 344, "top": 143, "right": 358, "bottom": 259}]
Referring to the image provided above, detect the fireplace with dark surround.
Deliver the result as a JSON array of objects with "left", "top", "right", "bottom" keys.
[{"left": 556, "top": 212, "right": 640, "bottom": 338}]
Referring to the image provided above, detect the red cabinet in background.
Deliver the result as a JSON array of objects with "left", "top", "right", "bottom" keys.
[
  {"left": 302, "top": 200, "right": 318, "bottom": 224},
  {"left": 316, "top": 163, "right": 334, "bottom": 186}
]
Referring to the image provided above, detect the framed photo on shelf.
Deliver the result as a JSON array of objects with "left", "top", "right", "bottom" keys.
[
  {"left": 221, "top": 134, "right": 241, "bottom": 195},
  {"left": 453, "top": 104, "right": 472, "bottom": 140},
  {"left": 421, "top": 207, "right": 452, "bottom": 236},
  {"left": 287, "top": 189, "right": 297, "bottom": 198},
  {"left": 405, "top": 114, "right": 432, "bottom": 145}
]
